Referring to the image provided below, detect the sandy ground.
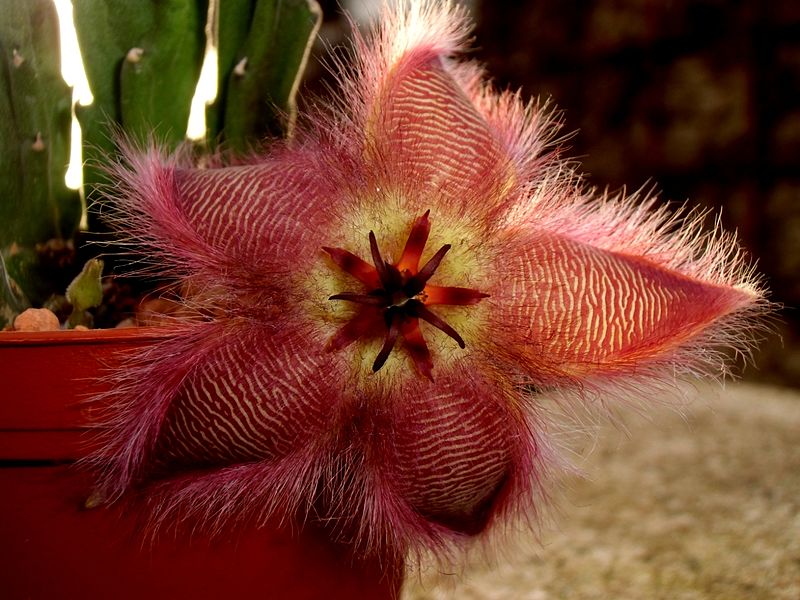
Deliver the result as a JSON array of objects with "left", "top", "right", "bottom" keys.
[{"left": 402, "top": 383, "right": 800, "bottom": 600}]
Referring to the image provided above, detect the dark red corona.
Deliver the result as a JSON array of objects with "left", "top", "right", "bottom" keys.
[{"left": 323, "top": 211, "right": 488, "bottom": 380}]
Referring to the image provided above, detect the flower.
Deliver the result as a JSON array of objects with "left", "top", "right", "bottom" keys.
[{"left": 92, "top": 0, "right": 766, "bottom": 563}]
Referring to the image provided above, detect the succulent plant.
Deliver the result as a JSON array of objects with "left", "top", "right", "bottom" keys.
[
  {"left": 0, "top": 0, "right": 79, "bottom": 249},
  {"left": 206, "top": 0, "right": 323, "bottom": 150},
  {"left": 0, "top": 0, "right": 322, "bottom": 329},
  {"left": 73, "top": 0, "right": 209, "bottom": 232},
  {"left": 0, "top": 0, "right": 80, "bottom": 326},
  {"left": 65, "top": 257, "right": 103, "bottom": 328}
]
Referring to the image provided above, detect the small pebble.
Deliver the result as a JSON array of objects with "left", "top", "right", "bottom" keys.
[
  {"left": 73, "top": 325, "right": 89, "bottom": 331},
  {"left": 115, "top": 318, "right": 137, "bottom": 329},
  {"left": 13, "top": 308, "right": 60, "bottom": 332}
]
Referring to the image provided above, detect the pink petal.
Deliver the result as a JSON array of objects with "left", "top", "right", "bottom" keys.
[
  {"left": 176, "top": 156, "right": 330, "bottom": 260},
  {"left": 109, "top": 145, "right": 335, "bottom": 279},
  {"left": 383, "top": 366, "right": 535, "bottom": 536},
  {"left": 366, "top": 51, "right": 512, "bottom": 208},
  {"left": 310, "top": 364, "right": 549, "bottom": 557},
  {"left": 149, "top": 321, "right": 341, "bottom": 472},
  {"left": 91, "top": 319, "right": 349, "bottom": 533},
  {"left": 493, "top": 230, "right": 760, "bottom": 379}
]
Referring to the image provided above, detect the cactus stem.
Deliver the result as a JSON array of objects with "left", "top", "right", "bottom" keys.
[
  {"left": 12, "top": 48, "right": 24, "bottom": 67},
  {"left": 126, "top": 47, "right": 144, "bottom": 63},
  {"left": 31, "top": 132, "right": 45, "bottom": 152},
  {"left": 233, "top": 57, "right": 247, "bottom": 77}
]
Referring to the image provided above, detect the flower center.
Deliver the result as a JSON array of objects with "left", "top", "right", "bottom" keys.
[{"left": 322, "top": 211, "right": 488, "bottom": 380}]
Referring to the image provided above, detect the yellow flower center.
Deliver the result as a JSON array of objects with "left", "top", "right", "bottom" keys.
[{"left": 322, "top": 211, "right": 488, "bottom": 380}]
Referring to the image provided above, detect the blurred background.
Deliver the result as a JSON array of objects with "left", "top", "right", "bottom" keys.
[{"left": 310, "top": 0, "right": 800, "bottom": 388}]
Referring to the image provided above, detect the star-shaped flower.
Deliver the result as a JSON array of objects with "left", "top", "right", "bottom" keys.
[{"left": 93, "top": 0, "right": 766, "bottom": 563}]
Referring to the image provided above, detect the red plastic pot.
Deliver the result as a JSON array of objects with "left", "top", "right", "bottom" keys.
[{"left": 0, "top": 328, "right": 401, "bottom": 599}]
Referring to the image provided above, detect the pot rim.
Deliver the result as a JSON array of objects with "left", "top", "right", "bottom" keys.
[{"left": 0, "top": 327, "right": 173, "bottom": 347}]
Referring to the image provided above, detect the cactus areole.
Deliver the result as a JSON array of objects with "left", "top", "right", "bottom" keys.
[{"left": 94, "top": 0, "right": 766, "bottom": 566}]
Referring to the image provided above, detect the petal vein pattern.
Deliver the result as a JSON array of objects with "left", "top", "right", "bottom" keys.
[
  {"left": 369, "top": 54, "right": 512, "bottom": 208},
  {"left": 176, "top": 157, "right": 330, "bottom": 260},
  {"left": 496, "top": 232, "right": 756, "bottom": 374},
  {"left": 155, "top": 325, "right": 336, "bottom": 468}
]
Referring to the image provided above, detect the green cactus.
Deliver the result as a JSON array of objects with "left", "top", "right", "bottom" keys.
[
  {"left": 206, "top": 0, "right": 322, "bottom": 151},
  {"left": 0, "top": 0, "right": 324, "bottom": 329},
  {"left": 0, "top": 0, "right": 80, "bottom": 248},
  {"left": 65, "top": 257, "right": 104, "bottom": 328},
  {"left": 74, "top": 0, "right": 209, "bottom": 229}
]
